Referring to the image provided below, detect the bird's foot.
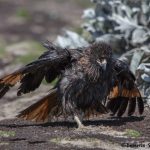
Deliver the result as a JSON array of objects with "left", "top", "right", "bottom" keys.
[
  {"left": 74, "top": 115, "right": 93, "bottom": 131},
  {"left": 76, "top": 125, "right": 93, "bottom": 131}
]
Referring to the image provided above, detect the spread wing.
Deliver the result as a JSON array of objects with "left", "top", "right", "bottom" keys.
[
  {"left": 107, "top": 58, "right": 144, "bottom": 117},
  {"left": 0, "top": 41, "right": 71, "bottom": 98}
]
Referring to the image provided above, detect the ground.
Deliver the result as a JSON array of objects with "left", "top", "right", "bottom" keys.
[
  {"left": 0, "top": 108, "right": 150, "bottom": 150},
  {"left": 0, "top": 0, "right": 150, "bottom": 150}
]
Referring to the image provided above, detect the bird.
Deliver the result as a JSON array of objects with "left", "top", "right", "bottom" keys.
[{"left": 0, "top": 41, "right": 144, "bottom": 129}]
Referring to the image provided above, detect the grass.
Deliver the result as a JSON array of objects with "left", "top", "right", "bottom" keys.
[
  {"left": 42, "top": 78, "right": 58, "bottom": 86},
  {"left": 0, "top": 40, "right": 45, "bottom": 65},
  {"left": 56, "top": 0, "right": 92, "bottom": 8},
  {"left": 16, "top": 8, "right": 30, "bottom": 19},
  {"left": 125, "top": 129, "right": 141, "bottom": 138},
  {"left": 16, "top": 53, "right": 38, "bottom": 64},
  {"left": 73, "top": 27, "right": 83, "bottom": 35},
  {"left": 0, "top": 42, "right": 6, "bottom": 57},
  {"left": 0, "top": 130, "right": 15, "bottom": 138},
  {"left": 0, "top": 47, "right": 5, "bottom": 57},
  {"left": 14, "top": 41, "right": 46, "bottom": 64},
  {"left": 75, "top": 0, "right": 93, "bottom": 8}
]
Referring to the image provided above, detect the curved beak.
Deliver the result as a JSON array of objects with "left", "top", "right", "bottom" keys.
[{"left": 97, "top": 59, "right": 107, "bottom": 70}]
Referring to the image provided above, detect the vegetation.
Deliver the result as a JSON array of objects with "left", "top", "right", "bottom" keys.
[
  {"left": 16, "top": 8, "right": 30, "bottom": 19},
  {"left": 125, "top": 129, "right": 141, "bottom": 138},
  {"left": 0, "top": 130, "right": 15, "bottom": 138}
]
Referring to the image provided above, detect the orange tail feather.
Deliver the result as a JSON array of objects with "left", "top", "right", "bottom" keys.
[{"left": 17, "top": 89, "right": 60, "bottom": 122}]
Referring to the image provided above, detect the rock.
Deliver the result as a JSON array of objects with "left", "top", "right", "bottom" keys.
[
  {"left": 55, "top": 30, "right": 89, "bottom": 48},
  {"left": 131, "top": 28, "right": 149, "bottom": 46}
]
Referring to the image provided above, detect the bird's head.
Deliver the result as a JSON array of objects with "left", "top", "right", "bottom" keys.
[
  {"left": 80, "top": 42, "right": 113, "bottom": 82},
  {"left": 89, "top": 42, "right": 112, "bottom": 71}
]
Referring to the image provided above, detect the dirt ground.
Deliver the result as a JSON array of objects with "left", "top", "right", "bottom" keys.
[
  {"left": 0, "top": 0, "right": 150, "bottom": 150},
  {"left": 0, "top": 108, "right": 150, "bottom": 150}
]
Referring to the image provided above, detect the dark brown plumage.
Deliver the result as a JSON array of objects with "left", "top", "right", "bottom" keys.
[{"left": 0, "top": 41, "right": 144, "bottom": 128}]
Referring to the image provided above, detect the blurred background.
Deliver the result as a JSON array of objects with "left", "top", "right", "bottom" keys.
[
  {"left": 0, "top": 0, "right": 150, "bottom": 120},
  {"left": 0, "top": 0, "right": 92, "bottom": 120},
  {"left": 0, "top": 0, "right": 91, "bottom": 64}
]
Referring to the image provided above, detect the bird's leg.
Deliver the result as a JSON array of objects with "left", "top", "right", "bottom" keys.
[
  {"left": 74, "top": 115, "right": 85, "bottom": 129},
  {"left": 74, "top": 115, "right": 93, "bottom": 131}
]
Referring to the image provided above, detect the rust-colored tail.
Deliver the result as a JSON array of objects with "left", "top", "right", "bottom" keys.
[{"left": 17, "top": 89, "right": 61, "bottom": 122}]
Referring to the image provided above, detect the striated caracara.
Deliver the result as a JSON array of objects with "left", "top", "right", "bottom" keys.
[{"left": 0, "top": 41, "right": 144, "bottom": 129}]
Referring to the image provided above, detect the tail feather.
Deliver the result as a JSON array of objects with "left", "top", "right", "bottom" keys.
[
  {"left": 117, "top": 98, "right": 128, "bottom": 117},
  {"left": 108, "top": 98, "right": 122, "bottom": 115},
  {"left": 17, "top": 89, "right": 60, "bottom": 122}
]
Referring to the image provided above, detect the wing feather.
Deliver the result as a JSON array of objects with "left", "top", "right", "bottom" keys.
[
  {"left": 128, "top": 99, "right": 136, "bottom": 116},
  {"left": 117, "top": 98, "right": 128, "bottom": 117},
  {"left": 0, "top": 42, "right": 71, "bottom": 98}
]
